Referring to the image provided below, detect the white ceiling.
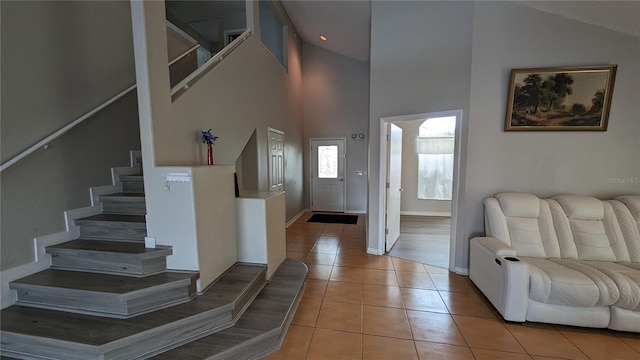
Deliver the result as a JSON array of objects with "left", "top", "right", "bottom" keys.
[
  {"left": 522, "top": 1, "right": 640, "bottom": 38},
  {"left": 281, "top": 1, "right": 640, "bottom": 63},
  {"left": 281, "top": 1, "right": 371, "bottom": 62}
]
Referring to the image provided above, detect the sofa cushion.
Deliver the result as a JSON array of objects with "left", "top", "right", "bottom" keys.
[
  {"left": 619, "top": 262, "right": 640, "bottom": 271},
  {"left": 551, "top": 196, "right": 629, "bottom": 262},
  {"left": 496, "top": 193, "right": 540, "bottom": 218},
  {"left": 610, "top": 196, "right": 640, "bottom": 262},
  {"left": 616, "top": 196, "right": 640, "bottom": 223},
  {"left": 524, "top": 257, "right": 619, "bottom": 307},
  {"left": 486, "top": 193, "right": 560, "bottom": 258},
  {"left": 567, "top": 261, "right": 640, "bottom": 311},
  {"left": 555, "top": 195, "right": 603, "bottom": 220}
]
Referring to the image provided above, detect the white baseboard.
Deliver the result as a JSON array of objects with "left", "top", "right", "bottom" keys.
[
  {"left": 145, "top": 236, "right": 157, "bottom": 248},
  {"left": 345, "top": 210, "right": 366, "bottom": 214},
  {"left": 367, "top": 247, "right": 383, "bottom": 256},
  {"left": 286, "top": 210, "right": 306, "bottom": 228},
  {"left": 33, "top": 205, "right": 101, "bottom": 261},
  {"left": 63, "top": 205, "right": 103, "bottom": 232},
  {"left": 454, "top": 267, "right": 469, "bottom": 275},
  {"left": 34, "top": 230, "right": 79, "bottom": 262},
  {"left": 400, "top": 211, "right": 451, "bottom": 217},
  {"left": 1, "top": 259, "right": 51, "bottom": 309},
  {"left": 130, "top": 150, "right": 143, "bottom": 168}
]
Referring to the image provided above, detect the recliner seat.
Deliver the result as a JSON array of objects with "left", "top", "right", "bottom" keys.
[{"left": 470, "top": 193, "right": 640, "bottom": 332}]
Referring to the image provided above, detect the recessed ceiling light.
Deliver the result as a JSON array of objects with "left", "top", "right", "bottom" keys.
[{"left": 319, "top": 35, "right": 327, "bottom": 41}]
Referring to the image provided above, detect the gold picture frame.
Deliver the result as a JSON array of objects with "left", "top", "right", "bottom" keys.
[{"left": 505, "top": 65, "right": 617, "bottom": 131}]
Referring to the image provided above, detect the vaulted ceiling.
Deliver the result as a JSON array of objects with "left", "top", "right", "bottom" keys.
[
  {"left": 281, "top": 1, "right": 640, "bottom": 63},
  {"left": 281, "top": 1, "right": 371, "bottom": 62}
]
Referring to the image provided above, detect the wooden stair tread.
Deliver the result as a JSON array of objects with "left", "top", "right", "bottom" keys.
[
  {"left": 76, "top": 214, "right": 146, "bottom": 223},
  {"left": 1, "top": 264, "right": 266, "bottom": 346},
  {"left": 10, "top": 269, "right": 196, "bottom": 294},
  {"left": 47, "top": 239, "right": 169, "bottom": 256},
  {"left": 151, "top": 259, "right": 307, "bottom": 360},
  {"left": 100, "top": 192, "right": 145, "bottom": 199}
]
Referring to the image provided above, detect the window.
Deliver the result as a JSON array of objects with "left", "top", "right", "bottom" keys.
[
  {"left": 417, "top": 116, "right": 455, "bottom": 200},
  {"left": 259, "top": 0, "right": 287, "bottom": 69},
  {"left": 317, "top": 145, "right": 338, "bottom": 179}
]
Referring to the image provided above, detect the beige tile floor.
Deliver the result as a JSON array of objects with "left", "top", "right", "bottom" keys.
[{"left": 265, "top": 213, "right": 640, "bottom": 360}]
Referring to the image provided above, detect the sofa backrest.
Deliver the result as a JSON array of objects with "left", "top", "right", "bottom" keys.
[
  {"left": 609, "top": 196, "right": 640, "bottom": 262},
  {"left": 484, "top": 193, "right": 560, "bottom": 258},
  {"left": 549, "top": 195, "right": 629, "bottom": 262}
]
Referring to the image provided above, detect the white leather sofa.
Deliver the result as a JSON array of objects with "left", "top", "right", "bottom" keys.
[{"left": 470, "top": 193, "right": 640, "bottom": 332}]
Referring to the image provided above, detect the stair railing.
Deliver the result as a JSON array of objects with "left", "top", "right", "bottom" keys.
[
  {"left": 171, "top": 29, "right": 252, "bottom": 101},
  {"left": 2, "top": 29, "right": 251, "bottom": 172},
  {"left": 0, "top": 84, "right": 137, "bottom": 173}
]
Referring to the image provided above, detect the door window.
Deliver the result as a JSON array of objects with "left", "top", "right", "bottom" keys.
[{"left": 318, "top": 145, "right": 338, "bottom": 179}]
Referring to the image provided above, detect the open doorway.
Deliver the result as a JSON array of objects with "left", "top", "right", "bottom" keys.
[{"left": 379, "top": 110, "right": 462, "bottom": 271}]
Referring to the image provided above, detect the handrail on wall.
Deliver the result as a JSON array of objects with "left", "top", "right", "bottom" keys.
[
  {"left": 0, "top": 84, "right": 137, "bottom": 173},
  {"left": 171, "top": 29, "right": 252, "bottom": 101},
  {"left": 2, "top": 29, "right": 252, "bottom": 172}
]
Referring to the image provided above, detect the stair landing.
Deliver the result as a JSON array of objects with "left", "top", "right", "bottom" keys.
[
  {"left": 1, "top": 263, "right": 268, "bottom": 360},
  {"left": 151, "top": 259, "right": 307, "bottom": 360}
]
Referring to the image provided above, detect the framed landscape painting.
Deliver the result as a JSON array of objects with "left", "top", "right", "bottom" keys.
[{"left": 505, "top": 65, "right": 617, "bottom": 131}]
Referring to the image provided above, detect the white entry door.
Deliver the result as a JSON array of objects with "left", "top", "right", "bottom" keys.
[
  {"left": 268, "top": 128, "right": 284, "bottom": 192},
  {"left": 311, "top": 138, "right": 345, "bottom": 212},
  {"left": 386, "top": 124, "right": 403, "bottom": 251}
]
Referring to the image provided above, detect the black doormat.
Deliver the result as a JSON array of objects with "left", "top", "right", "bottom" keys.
[{"left": 307, "top": 214, "right": 358, "bottom": 225}]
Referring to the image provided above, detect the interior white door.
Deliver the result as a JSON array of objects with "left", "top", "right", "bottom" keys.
[
  {"left": 311, "top": 139, "right": 345, "bottom": 212},
  {"left": 386, "top": 123, "right": 403, "bottom": 251},
  {"left": 268, "top": 128, "right": 284, "bottom": 192}
]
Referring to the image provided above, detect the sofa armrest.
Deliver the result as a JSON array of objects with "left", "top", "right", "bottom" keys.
[
  {"left": 472, "top": 236, "right": 517, "bottom": 257},
  {"left": 470, "top": 237, "right": 529, "bottom": 322}
]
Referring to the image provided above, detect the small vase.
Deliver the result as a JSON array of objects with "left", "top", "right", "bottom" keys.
[{"left": 207, "top": 145, "right": 215, "bottom": 165}]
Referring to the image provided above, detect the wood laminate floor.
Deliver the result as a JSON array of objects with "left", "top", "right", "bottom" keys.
[{"left": 388, "top": 216, "right": 450, "bottom": 269}]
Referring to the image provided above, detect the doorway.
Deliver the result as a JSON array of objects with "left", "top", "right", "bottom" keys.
[
  {"left": 378, "top": 110, "right": 462, "bottom": 272},
  {"left": 268, "top": 128, "right": 284, "bottom": 192},
  {"left": 385, "top": 123, "right": 402, "bottom": 251},
  {"left": 310, "top": 138, "right": 346, "bottom": 212},
  {"left": 389, "top": 216, "right": 451, "bottom": 268}
]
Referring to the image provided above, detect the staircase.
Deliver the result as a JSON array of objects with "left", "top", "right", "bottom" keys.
[{"left": 1, "top": 170, "right": 306, "bottom": 359}]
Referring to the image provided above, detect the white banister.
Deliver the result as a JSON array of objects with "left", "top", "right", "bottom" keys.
[
  {"left": 169, "top": 44, "right": 200, "bottom": 66},
  {"left": 171, "top": 29, "right": 252, "bottom": 101},
  {"left": 0, "top": 83, "right": 137, "bottom": 172}
]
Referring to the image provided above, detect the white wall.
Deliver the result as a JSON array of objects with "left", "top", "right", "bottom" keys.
[
  {"left": 395, "top": 120, "right": 452, "bottom": 216},
  {"left": 462, "top": 2, "right": 640, "bottom": 268},
  {"left": 369, "top": 1, "right": 639, "bottom": 270},
  {"left": 131, "top": 0, "right": 304, "bottom": 281},
  {"left": 368, "top": 1, "right": 474, "bottom": 258},
  {"left": 0, "top": 1, "right": 141, "bottom": 270},
  {"left": 302, "top": 43, "right": 370, "bottom": 213},
  {"left": 144, "top": 1, "right": 304, "bottom": 222}
]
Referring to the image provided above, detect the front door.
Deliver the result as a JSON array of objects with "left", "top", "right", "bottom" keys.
[
  {"left": 386, "top": 123, "right": 403, "bottom": 251},
  {"left": 311, "top": 138, "right": 345, "bottom": 212}
]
